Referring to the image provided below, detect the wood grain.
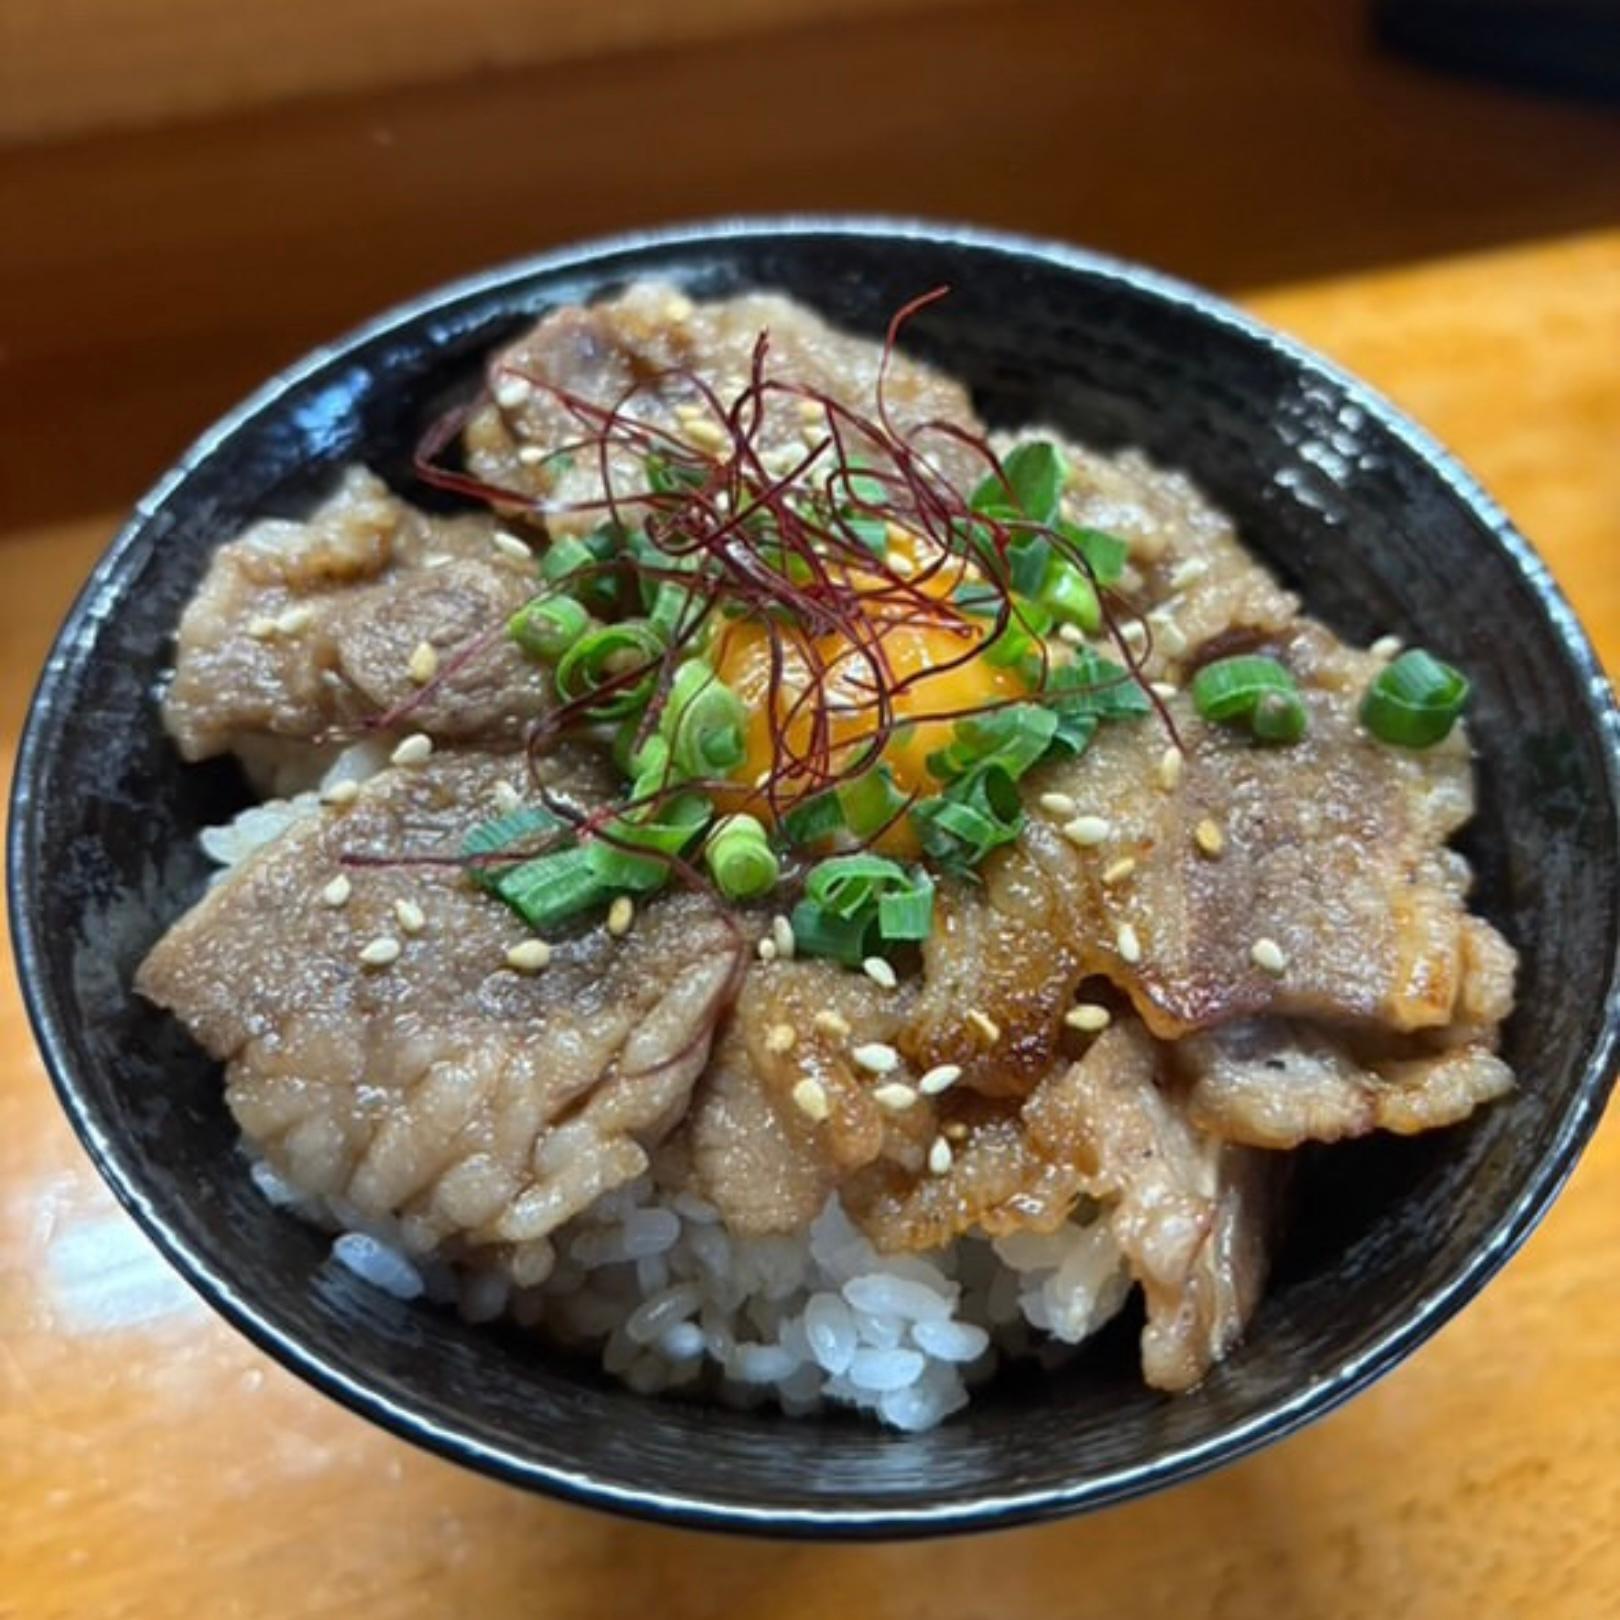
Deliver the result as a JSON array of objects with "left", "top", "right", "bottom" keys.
[
  {"left": 1, "top": 228, "right": 1617, "bottom": 1620},
  {"left": 6, "top": 0, "right": 1620, "bottom": 535},
  {"left": 0, "top": 0, "right": 977, "bottom": 145}
]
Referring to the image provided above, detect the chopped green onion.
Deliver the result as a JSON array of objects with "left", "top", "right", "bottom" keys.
[
  {"left": 627, "top": 733, "right": 673, "bottom": 801},
  {"left": 1039, "top": 561, "right": 1101, "bottom": 632},
  {"left": 781, "top": 791, "right": 845, "bottom": 849},
  {"left": 462, "top": 804, "right": 566, "bottom": 873},
  {"left": 509, "top": 595, "right": 593, "bottom": 662},
  {"left": 490, "top": 846, "right": 609, "bottom": 931},
  {"left": 1192, "top": 655, "right": 1298, "bottom": 724},
  {"left": 659, "top": 660, "right": 748, "bottom": 779},
  {"left": 929, "top": 704, "right": 1059, "bottom": 784},
  {"left": 788, "top": 900, "right": 874, "bottom": 966},
  {"left": 645, "top": 454, "right": 708, "bottom": 496},
  {"left": 911, "top": 763, "right": 1024, "bottom": 872},
  {"left": 541, "top": 526, "right": 620, "bottom": 613},
  {"left": 805, "top": 853, "right": 910, "bottom": 919},
  {"left": 704, "top": 813, "right": 780, "bottom": 901},
  {"left": 1192, "top": 654, "right": 1308, "bottom": 745},
  {"left": 877, "top": 870, "right": 934, "bottom": 941},
  {"left": 1251, "top": 688, "right": 1308, "bottom": 745},
  {"left": 838, "top": 765, "right": 908, "bottom": 839},
  {"left": 970, "top": 441, "right": 1065, "bottom": 525},
  {"left": 648, "top": 579, "right": 701, "bottom": 641},
  {"left": 585, "top": 793, "right": 712, "bottom": 892},
  {"left": 841, "top": 514, "right": 890, "bottom": 557},
  {"left": 1361, "top": 649, "right": 1470, "bottom": 748},
  {"left": 554, "top": 620, "right": 666, "bottom": 719},
  {"left": 982, "top": 596, "right": 1054, "bottom": 668},
  {"left": 792, "top": 855, "right": 935, "bottom": 964},
  {"left": 1006, "top": 533, "right": 1055, "bottom": 597},
  {"left": 1056, "top": 522, "right": 1128, "bottom": 587}
]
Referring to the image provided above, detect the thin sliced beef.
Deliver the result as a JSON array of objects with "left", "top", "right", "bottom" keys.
[
  {"left": 137, "top": 749, "right": 742, "bottom": 1285},
  {"left": 1175, "top": 1019, "right": 1513, "bottom": 1149},
  {"left": 462, "top": 280, "right": 990, "bottom": 527},
  {"left": 1057, "top": 1019, "right": 1273, "bottom": 1392},
  {"left": 903, "top": 623, "right": 1513, "bottom": 1097},
  {"left": 688, "top": 959, "right": 922, "bottom": 1235},
  {"left": 165, "top": 466, "right": 550, "bottom": 767}
]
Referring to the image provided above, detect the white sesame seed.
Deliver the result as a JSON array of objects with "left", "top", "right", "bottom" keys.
[
  {"left": 800, "top": 422, "right": 825, "bottom": 447},
  {"left": 664, "top": 293, "right": 695, "bottom": 322},
  {"left": 1156, "top": 747, "right": 1184, "bottom": 791},
  {"left": 1116, "top": 922, "right": 1142, "bottom": 964},
  {"left": 607, "top": 896, "right": 635, "bottom": 937},
  {"left": 862, "top": 956, "right": 898, "bottom": 990},
  {"left": 505, "top": 939, "right": 552, "bottom": 973},
  {"left": 673, "top": 401, "right": 704, "bottom": 424},
  {"left": 887, "top": 552, "right": 917, "bottom": 579},
  {"left": 516, "top": 444, "right": 548, "bottom": 466},
  {"left": 796, "top": 398, "right": 825, "bottom": 423},
  {"left": 494, "top": 374, "right": 533, "bottom": 409},
  {"left": 967, "top": 1008, "right": 1001, "bottom": 1044},
  {"left": 792, "top": 1077, "right": 830, "bottom": 1122},
  {"left": 394, "top": 898, "right": 426, "bottom": 936},
  {"left": 1168, "top": 557, "right": 1210, "bottom": 590},
  {"left": 275, "top": 605, "right": 314, "bottom": 636},
  {"left": 756, "top": 937, "right": 779, "bottom": 963},
  {"left": 359, "top": 936, "right": 401, "bottom": 967},
  {"left": 1121, "top": 620, "right": 1149, "bottom": 652},
  {"left": 407, "top": 641, "right": 439, "bottom": 684},
  {"left": 492, "top": 531, "right": 533, "bottom": 563},
  {"left": 319, "top": 875, "right": 352, "bottom": 908},
  {"left": 771, "top": 915, "right": 797, "bottom": 960},
  {"left": 1150, "top": 681, "right": 1180, "bottom": 700},
  {"left": 1371, "top": 634, "right": 1404, "bottom": 661},
  {"left": 1065, "top": 1003, "right": 1112, "bottom": 1032},
  {"left": 391, "top": 733, "right": 433, "bottom": 767},
  {"left": 1101, "top": 856, "right": 1138, "bottom": 886},
  {"left": 1194, "top": 818, "right": 1226, "bottom": 857},
  {"left": 1251, "top": 937, "right": 1289, "bottom": 976},
  {"left": 1039, "top": 791, "right": 1078, "bottom": 817},
  {"left": 1148, "top": 611, "right": 1188, "bottom": 657},
  {"left": 928, "top": 1136, "right": 954, "bottom": 1175},
  {"left": 492, "top": 780, "right": 523, "bottom": 814},
  {"left": 873, "top": 1082, "right": 918, "bottom": 1112},
  {"left": 918, "top": 1063, "right": 962, "bottom": 1096},
  {"left": 812, "top": 1009, "right": 852, "bottom": 1039},
  {"left": 851, "top": 1042, "right": 901, "bottom": 1075},
  {"left": 322, "top": 779, "right": 361, "bottom": 807},
  {"left": 1062, "top": 814, "right": 1112, "bottom": 848},
  {"left": 422, "top": 554, "right": 453, "bottom": 569},
  {"left": 247, "top": 615, "right": 278, "bottom": 640},
  {"left": 1056, "top": 622, "right": 1087, "bottom": 647},
  {"left": 684, "top": 417, "right": 727, "bottom": 452},
  {"left": 764, "top": 1023, "right": 798, "bottom": 1055}
]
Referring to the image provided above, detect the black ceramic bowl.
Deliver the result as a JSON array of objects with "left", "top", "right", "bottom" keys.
[{"left": 11, "top": 218, "right": 1620, "bottom": 1537}]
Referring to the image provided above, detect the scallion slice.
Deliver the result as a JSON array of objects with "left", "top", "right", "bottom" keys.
[
  {"left": 877, "top": 870, "right": 935, "bottom": 941},
  {"left": 1251, "top": 688, "right": 1308, "bottom": 745},
  {"left": 837, "top": 765, "right": 908, "bottom": 839},
  {"left": 509, "top": 595, "right": 593, "bottom": 662},
  {"left": 491, "top": 846, "right": 610, "bottom": 930},
  {"left": 1191, "top": 655, "right": 1298, "bottom": 723},
  {"left": 660, "top": 660, "right": 748, "bottom": 779},
  {"left": 554, "top": 620, "right": 666, "bottom": 719},
  {"left": 1361, "top": 649, "right": 1470, "bottom": 748},
  {"left": 1038, "top": 561, "right": 1101, "bottom": 631},
  {"left": 704, "top": 813, "right": 780, "bottom": 901},
  {"left": 781, "top": 791, "right": 845, "bottom": 849}
]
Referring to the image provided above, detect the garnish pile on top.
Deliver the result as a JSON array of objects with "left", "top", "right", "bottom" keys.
[{"left": 407, "top": 290, "right": 1470, "bottom": 966}]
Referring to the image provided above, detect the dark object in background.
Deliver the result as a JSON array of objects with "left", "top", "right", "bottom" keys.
[
  {"left": 1377, "top": 0, "right": 1620, "bottom": 101},
  {"left": 10, "top": 219, "right": 1620, "bottom": 1537}
]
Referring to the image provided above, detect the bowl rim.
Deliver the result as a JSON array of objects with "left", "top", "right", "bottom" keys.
[{"left": 11, "top": 212, "right": 1620, "bottom": 1538}]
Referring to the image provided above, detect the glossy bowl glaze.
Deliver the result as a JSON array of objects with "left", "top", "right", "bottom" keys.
[{"left": 11, "top": 218, "right": 1620, "bottom": 1537}]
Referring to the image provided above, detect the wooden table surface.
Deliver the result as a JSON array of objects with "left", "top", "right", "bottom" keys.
[{"left": 2, "top": 228, "right": 1617, "bottom": 1619}]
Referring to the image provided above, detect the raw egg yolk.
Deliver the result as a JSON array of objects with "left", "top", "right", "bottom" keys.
[{"left": 709, "top": 574, "right": 1026, "bottom": 856}]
